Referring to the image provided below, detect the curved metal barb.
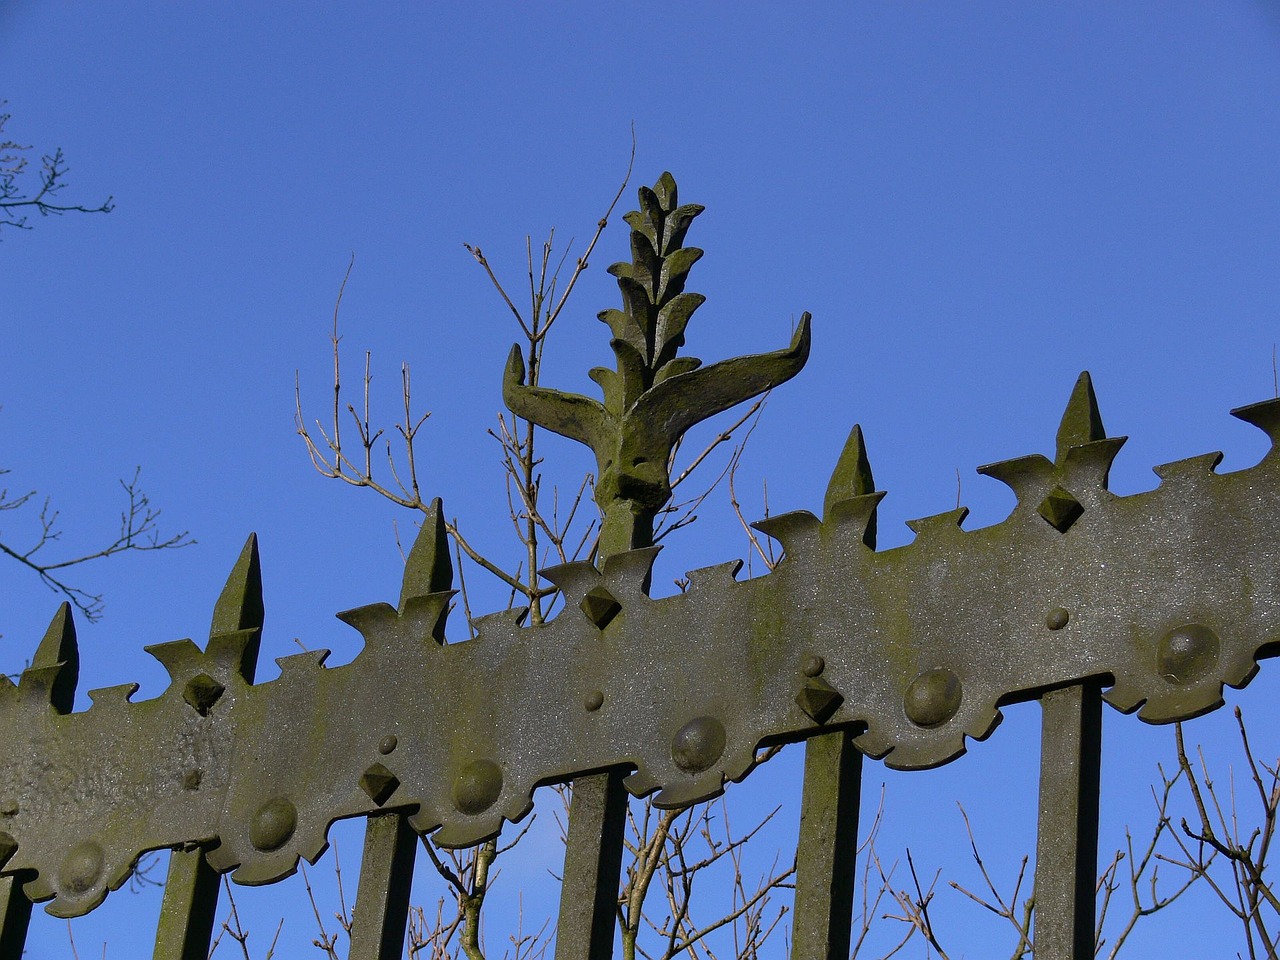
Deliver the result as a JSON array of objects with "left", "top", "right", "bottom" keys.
[{"left": 2, "top": 382, "right": 1279, "bottom": 918}]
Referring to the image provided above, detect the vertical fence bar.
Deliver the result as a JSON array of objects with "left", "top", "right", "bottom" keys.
[
  {"left": 0, "top": 876, "right": 32, "bottom": 958},
  {"left": 554, "top": 511, "right": 648, "bottom": 960},
  {"left": 153, "top": 850, "right": 220, "bottom": 960},
  {"left": 791, "top": 425, "right": 875, "bottom": 960},
  {"left": 1, "top": 604, "right": 80, "bottom": 957},
  {"left": 1034, "top": 681, "right": 1102, "bottom": 960},
  {"left": 154, "top": 535, "right": 264, "bottom": 960},
  {"left": 1032, "top": 373, "right": 1108, "bottom": 959},
  {"left": 556, "top": 770, "right": 629, "bottom": 960},
  {"left": 345, "top": 499, "right": 448, "bottom": 959},
  {"left": 791, "top": 731, "right": 862, "bottom": 960},
  {"left": 349, "top": 812, "right": 418, "bottom": 960}
]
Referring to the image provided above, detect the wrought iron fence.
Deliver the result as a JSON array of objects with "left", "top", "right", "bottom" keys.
[{"left": 2, "top": 174, "right": 1277, "bottom": 960}]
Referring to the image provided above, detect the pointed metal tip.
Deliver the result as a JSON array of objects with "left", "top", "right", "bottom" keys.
[
  {"left": 33, "top": 602, "right": 76, "bottom": 669},
  {"left": 401, "top": 498, "right": 454, "bottom": 608},
  {"left": 504, "top": 343, "right": 526, "bottom": 385},
  {"left": 33, "top": 602, "right": 78, "bottom": 713},
  {"left": 1055, "top": 371, "right": 1106, "bottom": 464},
  {"left": 824, "top": 424, "right": 875, "bottom": 521},
  {"left": 792, "top": 313, "right": 812, "bottom": 355},
  {"left": 210, "top": 533, "right": 263, "bottom": 637}
]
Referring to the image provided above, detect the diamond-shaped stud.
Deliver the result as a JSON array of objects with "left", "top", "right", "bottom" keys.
[
  {"left": 580, "top": 586, "right": 621, "bottom": 630},
  {"left": 183, "top": 674, "right": 225, "bottom": 716},
  {"left": 796, "top": 678, "right": 843, "bottom": 724},
  {"left": 1037, "top": 486, "right": 1084, "bottom": 533},
  {"left": 360, "top": 763, "right": 400, "bottom": 806}
]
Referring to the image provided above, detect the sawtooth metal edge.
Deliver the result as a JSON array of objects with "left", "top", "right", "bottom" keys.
[{"left": 2, "top": 384, "right": 1278, "bottom": 918}]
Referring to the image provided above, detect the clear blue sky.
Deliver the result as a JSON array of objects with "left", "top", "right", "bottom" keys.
[{"left": 5, "top": 2, "right": 1280, "bottom": 957}]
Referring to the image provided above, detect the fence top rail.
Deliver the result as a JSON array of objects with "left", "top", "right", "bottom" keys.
[{"left": 4, "top": 174, "right": 1279, "bottom": 923}]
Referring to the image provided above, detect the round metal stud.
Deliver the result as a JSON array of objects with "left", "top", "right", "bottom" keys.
[
  {"left": 903, "top": 669, "right": 963, "bottom": 728},
  {"left": 249, "top": 797, "right": 298, "bottom": 852},
  {"left": 452, "top": 759, "right": 503, "bottom": 816},
  {"left": 802, "top": 655, "right": 825, "bottom": 678},
  {"left": 584, "top": 690, "right": 605, "bottom": 712},
  {"left": 378, "top": 734, "right": 398, "bottom": 755},
  {"left": 1045, "top": 608, "right": 1070, "bottom": 631},
  {"left": 1157, "top": 624, "right": 1220, "bottom": 685},
  {"left": 671, "top": 716, "right": 727, "bottom": 774},
  {"left": 59, "top": 841, "right": 104, "bottom": 895}
]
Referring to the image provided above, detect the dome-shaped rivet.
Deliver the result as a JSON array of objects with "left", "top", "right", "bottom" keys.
[
  {"left": 671, "top": 716, "right": 726, "bottom": 774},
  {"left": 1046, "top": 608, "right": 1070, "bottom": 631},
  {"left": 802, "top": 655, "right": 825, "bottom": 678},
  {"left": 250, "top": 797, "right": 297, "bottom": 852},
  {"left": 452, "top": 759, "right": 503, "bottom": 816},
  {"left": 903, "top": 669, "right": 963, "bottom": 728},
  {"left": 59, "top": 841, "right": 104, "bottom": 895},
  {"left": 1157, "top": 624, "right": 1220, "bottom": 685},
  {"left": 584, "top": 690, "right": 605, "bottom": 712},
  {"left": 378, "top": 734, "right": 398, "bottom": 755}
]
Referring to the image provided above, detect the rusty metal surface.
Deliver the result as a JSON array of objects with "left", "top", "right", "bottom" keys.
[{"left": 3, "top": 173, "right": 1279, "bottom": 925}]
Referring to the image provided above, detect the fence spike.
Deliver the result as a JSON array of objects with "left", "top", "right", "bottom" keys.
[
  {"left": 156, "top": 535, "right": 261, "bottom": 960},
  {"left": 400, "top": 498, "right": 452, "bottom": 610},
  {"left": 788, "top": 430, "right": 875, "bottom": 959},
  {"left": 210, "top": 533, "right": 263, "bottom": 637},
  {"left": 26, "top": 602, "right": 78, "bottom": 714},
  {"left": 207, "top": 533, "right": 263, "bottom": 684},
  {"left": 1055, "top": 371, "right": 1105, "bottom": 462},
  {"left": 824, "top": 424, "right": 874, "bottom": 514},
  {"left": 1035, "top": 372, "right": 1106, "bottom": 958},
  {"left": 350, "top": 500, "right": 454, "bottom": 957}
]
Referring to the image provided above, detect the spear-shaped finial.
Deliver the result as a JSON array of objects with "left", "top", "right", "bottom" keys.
[
  {"left": 1055, "top": 372, "right": 1106, "bottom": 464},
  {"left": 211, "top": 534, "right": 263, "bottom": 635},
  {"left": 400, "top": 497, "right": 453, "bottom": 610},
  {"left": 27, "top": 602, "right": 78, "bottom": 714},
  {"left": 825, "top": 423, "right": 874, "bottom": 509},
  {"left": 824, "top": 424, "right": 878, "bottom": 548},
  {"left": 208, "top": 533, "right": 264, "bottom": 682}
]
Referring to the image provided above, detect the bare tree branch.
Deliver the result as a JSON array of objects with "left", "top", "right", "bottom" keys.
[
  {"left": 0, "top": 465, "right": 193, "bottom": 621},
  {"left": 0, "top": 103, "right": 113, "bottom": 234}
]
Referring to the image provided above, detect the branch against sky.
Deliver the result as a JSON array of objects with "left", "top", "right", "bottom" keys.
[
  {"left": 0, "top": 465, "right": 193, "bottom": 623},
  {"left": 0, "top": 102, "right": 113, "bottom": 235}
]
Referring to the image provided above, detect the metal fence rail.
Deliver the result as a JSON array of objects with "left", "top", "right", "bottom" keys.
[{"left": 2, "top": 175, "right": 1277, "bottom": 960}]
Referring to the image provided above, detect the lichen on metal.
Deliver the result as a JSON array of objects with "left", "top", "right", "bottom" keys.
[{"left": 1, "top": 174, "right": 1278, "bottom": 937}]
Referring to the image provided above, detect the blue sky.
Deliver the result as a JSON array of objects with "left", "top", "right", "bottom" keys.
[{"left": 4, "top": 2, "right": 1280, "bottom": 957}]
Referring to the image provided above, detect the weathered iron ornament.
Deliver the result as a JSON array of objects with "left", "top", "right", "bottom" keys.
[{"left": 1, "top": 174, "right": 1276, "bottom": 960}]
